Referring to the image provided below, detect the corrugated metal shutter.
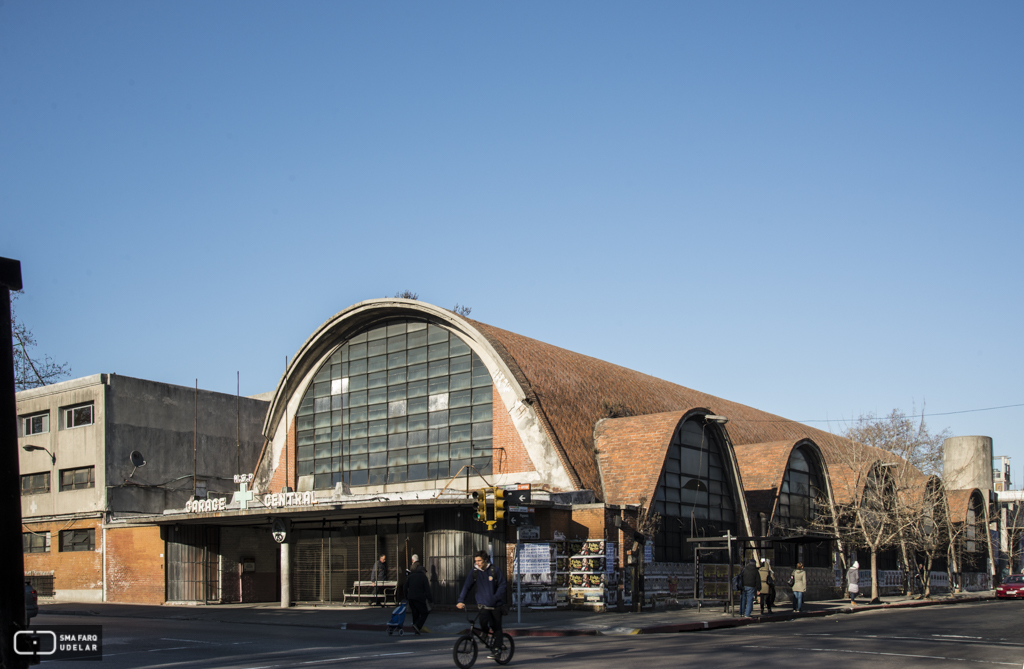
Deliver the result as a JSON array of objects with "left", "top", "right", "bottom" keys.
[
  {"left": 424, "top": 509, "right": 503, "bottom": 605},
  {"left": 166, "top": 525, "right": 220, "bottom": 602}
]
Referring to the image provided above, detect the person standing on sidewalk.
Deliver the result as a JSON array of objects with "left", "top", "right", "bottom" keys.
[
  {"left": 740, "top": 558, "right": 761, "bottom": 617},
  {"left": 847, "top": 560, "right": 860, "bottom": 606},
  {"left": 405, "top": 554, "right": 433, "bottom": 634},
  {"left": 370, "top": 554, "right": 389, "bottom": 606},
  {"left": 758, "top": 558, "right": 775, "bottom": 614},
  {"left": 457, "top": 551, "right": 507, "bottom": 659},
  {"left": 790, "top": 562, "right": 807, "bottom": 613}
]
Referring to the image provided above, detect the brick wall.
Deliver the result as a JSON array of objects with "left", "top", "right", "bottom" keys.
[
  {"left": 220, "top": 526, "right": 279, "bottom": 603},
  {"left": 492, "top": 385, "right": 535, "bottom": 475},
  {"left": 267, "top": 417, "right": 296, "bottom": 494},
  {"left": 105, "top": 526, "right": 165, "bottom": 604},
  {"left": 22, "top": 518, "right": 103, "bottom": 601},
  {"left": 571, "top": 506, "right": 610, "bottom": 540}
]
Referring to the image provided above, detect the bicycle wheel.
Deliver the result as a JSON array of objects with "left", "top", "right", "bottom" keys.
[
  {"left": 492, "top": 633, "right": 514, "bottom": 665},
  {"left": 453, "top": 634, "right": 478, "bottom": 669}
]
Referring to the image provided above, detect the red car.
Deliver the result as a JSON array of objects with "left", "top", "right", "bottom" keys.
[{"left": 996, "top": 574, "right": 1024, "bottom": 598}]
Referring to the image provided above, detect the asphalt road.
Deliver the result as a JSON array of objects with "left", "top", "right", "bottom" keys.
[{"left": 31, "top": 600, "right": 1024, "bottom": 669}]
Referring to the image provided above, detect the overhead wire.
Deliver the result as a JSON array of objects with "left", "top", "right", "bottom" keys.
[{"left": 728, "top": 402, "right": 1024, "bottom": 425}]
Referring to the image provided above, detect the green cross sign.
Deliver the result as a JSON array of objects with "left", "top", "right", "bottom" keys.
[{"left": 234, "top": 482, "right": 254, "bottom": 510}]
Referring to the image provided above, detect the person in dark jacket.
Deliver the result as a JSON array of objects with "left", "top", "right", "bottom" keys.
[
  {"left": 405, "top": 555, "right": 433, "bottom": 634},
  {"left": 457, "top": 551, "right": 507, "bottom": 658},
  {"left": 370, "top": 554, "right": 388, "bottom": 606},
  {"left": 740, "top": 558, "right": 761, "bottom": 617}
]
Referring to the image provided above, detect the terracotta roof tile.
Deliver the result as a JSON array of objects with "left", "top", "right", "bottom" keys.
[{"left": 466, "top": 318, "right": 919, "bottom": 500}]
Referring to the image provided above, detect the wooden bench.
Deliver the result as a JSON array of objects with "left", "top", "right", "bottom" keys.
[{"left": 343, "top": 580, "right": 398, "bottom": 606}]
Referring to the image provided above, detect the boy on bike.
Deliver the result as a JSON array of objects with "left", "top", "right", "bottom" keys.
[{"left": 456, "top": 550, "right": 507, "bottom": 658}]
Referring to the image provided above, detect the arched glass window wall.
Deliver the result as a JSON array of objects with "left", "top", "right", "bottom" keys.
[
  {"left": 294, "top": 319, "right": 494, "bottom": 490},
  {"left": 773, "top": 446, "right": 831, "bottom": 567},
  {"left": 653, "top": 417, "right": 737, "bottom": 562}
]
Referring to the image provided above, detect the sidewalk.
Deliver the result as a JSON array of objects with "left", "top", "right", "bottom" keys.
[{"left": 38, "top": 591, "right": 995, "bottom": 637}]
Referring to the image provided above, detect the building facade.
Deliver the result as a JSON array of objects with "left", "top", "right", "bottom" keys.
[
  {"left": 22, "top": 300, "right": 996, "bottom": 608},
  {"left": 18, "top": 374, "right": 267, "bottom": 603}
]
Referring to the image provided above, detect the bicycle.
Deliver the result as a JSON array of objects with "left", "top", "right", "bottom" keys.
[{"left": 452, "top": 610, "right": 515, "bottom": 668}]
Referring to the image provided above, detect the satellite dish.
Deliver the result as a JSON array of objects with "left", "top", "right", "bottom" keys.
[{"left": 128, "top": 451, "right": 147, "bottom": 479}]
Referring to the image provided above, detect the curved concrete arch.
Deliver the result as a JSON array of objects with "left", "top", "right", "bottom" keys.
[
  {"left": 594, "top": 408, "right": 756, "bottom": 540},
  {"left": 255, "top": 299, "right": 576, "bottom": 492},
  {"left": 771, "top": 439, "right": 837, "bottom": 528}
]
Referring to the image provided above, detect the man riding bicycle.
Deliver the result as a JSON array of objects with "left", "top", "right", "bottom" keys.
[{"left": 457, "top": 550, "right": 507, "bottom": 659}]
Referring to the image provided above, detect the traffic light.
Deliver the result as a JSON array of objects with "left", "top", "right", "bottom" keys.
[
  {"left": 492, "top": 487, "right": 506, "bottom": 521},
  {"left": 473, "top": 488, "right": 489, "bottom": 524}
]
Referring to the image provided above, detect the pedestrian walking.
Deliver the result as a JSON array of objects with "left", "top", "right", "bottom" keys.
[
  {"left": 457, "top": 550, "right": 507, "bottom": 659},
  {"left": 404, "top": 554, "right": 432, "bottom": 634},
  {"left": 790, "top": 562, "right": 807, "bottom": 613},
  {"left": 740, "top": 558, "right": 761, "bottom": 617},
  {"left": 847, "top": 560, "right": 860, "bottom": 606},
  {"left": 758, "top": 558, "right": 775, "bottom": 614}
]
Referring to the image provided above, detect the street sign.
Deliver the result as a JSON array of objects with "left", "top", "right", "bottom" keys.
[
  {"left": 508, "top": 505, "right": 535, "bottom": 527},
  {"left": 504, "top": 484, "right": 531, "bottom": 505},
  {"left": 517, "top": 526, "right": 540, "bottom": 541}
]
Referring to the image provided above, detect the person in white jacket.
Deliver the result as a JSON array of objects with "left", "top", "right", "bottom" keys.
[{"left": 847, "top": 561, "right": 860, "bottom": 606}]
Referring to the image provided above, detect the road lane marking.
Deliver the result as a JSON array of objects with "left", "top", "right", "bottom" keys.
[
  {"left": 793, "top": 633, "right": 1024, "bottom": 648},
  {"left": 742, "top": 645, "right": 1021, "bottom": 665},
  {"left": 161, "top": 638, "right": 218, "bottom": 644},
  {"left": 301, "top": 658, "right": 359, "bottom": 664}
]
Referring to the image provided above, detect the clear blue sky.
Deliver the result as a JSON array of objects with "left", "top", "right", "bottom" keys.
[{"left": 4, "top": 2, "right": 1022, "bottom": 483}]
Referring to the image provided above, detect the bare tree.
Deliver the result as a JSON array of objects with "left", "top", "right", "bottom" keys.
[
  {"left": 893, "top": 473, "right": 947, "bottom": 598},
  {"left": 452, "top": 303, "right": 472, "bottom": 317},
  {"left": 842, "top": 406, "right": 951, "bottom": 476},
  {"left": 11, "top": 291, "right": 70, "bottom": 391},
  {"left": 393, "top": 290, "right": 419, "bottom": 300},
  {"left": 812, "top": 438, "right": 916, "bottom": 602}
]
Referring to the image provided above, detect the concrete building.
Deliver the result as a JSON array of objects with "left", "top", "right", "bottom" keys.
[
  {"left": 24, "top": 300, "right": 995, "bottom": 608},
  {"left": 144, "top": 298, "right": 991, "bottom": 609},
  {"left": 18, "top": 374, "right": 268, "bottom": 602}
]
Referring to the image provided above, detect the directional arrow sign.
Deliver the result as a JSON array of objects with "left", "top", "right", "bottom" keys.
[{"left": 504, "top": 487, "right": 531, "bottom": 505}]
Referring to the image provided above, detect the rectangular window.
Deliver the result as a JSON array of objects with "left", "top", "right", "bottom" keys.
[
  {"left": 60, "top": 528, "right": 95, "bottom": 552},
  {"left": 21, "top": 472, "right": 50, "bottom": 496},
  {"left": 22, "top": 412, "right": 50, "bottom": 436},
  {"left": 60, "top": 466, "right": 95, "bottom": 491},
  {"left": 62, "top": 403, "right": 94, "bottom": 429},
  {"left": 23, "top": 531, "right": 50, "bottom": 553}
]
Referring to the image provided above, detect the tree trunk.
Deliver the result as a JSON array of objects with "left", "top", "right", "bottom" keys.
[
  {"left": 899, "top": 538, "right": 910, "bottom": 596},
  {"left": 923, "top": 554, "right": 933, "bottom": 598},
  {"left": 870, "top": 548, "right": 880, "bottom": 603}
]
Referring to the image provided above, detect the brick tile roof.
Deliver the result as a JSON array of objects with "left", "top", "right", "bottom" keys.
[
  {"left": 945, "top": 488, "right": 983, "bottom": 524},
  {"left": 466, "top": 318, "right": 910, "bottom": 502},
  {"left": 733, "top": 440, "right": 799, "bottom": 529}
]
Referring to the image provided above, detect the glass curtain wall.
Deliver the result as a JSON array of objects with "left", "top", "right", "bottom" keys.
[
  {"left": 773, "top": 446, "right": 831, "bottom": 567},
  {"left": 295, "top": 319, "right": 495, "bottom": 490},
  {"left": 653, "top": 418, "right": 738, "bottom": 562}
]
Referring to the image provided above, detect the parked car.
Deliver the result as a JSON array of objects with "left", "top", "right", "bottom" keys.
[
  {"left": 25, "top": 581, "right": 38, "bottom": 619},
  {"left": 996, "top": 574, "right": 1024, "bottom": 599}
]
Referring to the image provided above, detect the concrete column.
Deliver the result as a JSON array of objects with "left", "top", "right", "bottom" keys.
[{"left": 280, "top": 541, "right": 290, "bottom": 608}]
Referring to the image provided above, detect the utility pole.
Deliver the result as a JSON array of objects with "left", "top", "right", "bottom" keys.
[{"left": 0, "top": 257, "right": 29, "bottom": 669}]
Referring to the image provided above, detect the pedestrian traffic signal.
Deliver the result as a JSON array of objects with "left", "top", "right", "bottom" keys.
[
  {"left": 492, "top": 487, "right": 506, "bottom": 521},
  {"left": 473, "top": 488, "right": 488, "bottom": 523}
]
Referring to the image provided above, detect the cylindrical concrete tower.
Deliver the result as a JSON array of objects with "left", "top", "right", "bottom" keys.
[{"left": 943, "top": 436, "right": 994, "bottom": 491}]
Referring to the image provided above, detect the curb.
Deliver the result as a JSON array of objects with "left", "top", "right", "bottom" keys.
[
  {"left": 635, "top": 594, "right": 994, "bottom": 634},
  {"left": 339, "top": 623, "right": 601, "bottom": 637}
]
